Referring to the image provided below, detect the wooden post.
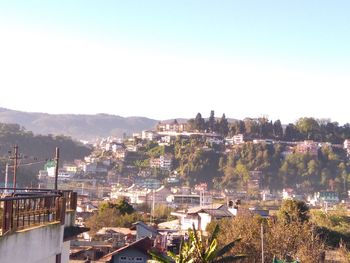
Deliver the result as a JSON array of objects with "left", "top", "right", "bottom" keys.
[{"left": 54, "top": 147, "right": 60, "bottom": 190}]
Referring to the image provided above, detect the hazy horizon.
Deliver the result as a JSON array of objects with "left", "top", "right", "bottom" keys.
[{"left": 1, "top": 106, "right": 349, "bottom": 126}]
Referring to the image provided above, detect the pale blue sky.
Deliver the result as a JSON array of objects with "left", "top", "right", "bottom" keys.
[{"left": 0, "top": 1, "right": 349, "bottom": 123}]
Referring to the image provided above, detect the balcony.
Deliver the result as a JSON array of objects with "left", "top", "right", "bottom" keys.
[{"left": 0, "top": 188, "right": 77, "bottom": 236}]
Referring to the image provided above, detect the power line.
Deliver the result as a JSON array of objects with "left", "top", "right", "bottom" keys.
[{"left": 6, "top": 160, "right": 47, "bottom": 168}]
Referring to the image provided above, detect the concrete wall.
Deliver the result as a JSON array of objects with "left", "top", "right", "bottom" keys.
[
  {"left": 62, "top": 240, "right": 70, "bottom": 263},
  {"left": 198, "top": 213, "right": 212, "bottom": 231},
  {"left": 0, "top": 223, "right": 64, "bottom": 263},
  {"left": 181, "top": 215, "right": 199, "bottom": 230},
  {"left": 65, "top": 210, "right": 76, "bottom": 227}
]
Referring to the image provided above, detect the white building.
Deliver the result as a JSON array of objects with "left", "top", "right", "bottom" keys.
[
  {"left": 171, "top": 204, "right": 233, "bottom": 231},
  {"left": 142, "top": 130, "right": 157, "bottom": 141},
  {"left": 166, "top": 193, "right": 212, "bottom": 208},
  {"left": 160, "top": 155, "right": 172, "bottom": 171},
  {"left": 233, "top": 134, "right": 244, "bottom": 144},
  {"left": 308, "top": 191, "right": 339, "bottom": 206},
  {"left": 296, "top": 140, "right": 319, "bottom": 156}
]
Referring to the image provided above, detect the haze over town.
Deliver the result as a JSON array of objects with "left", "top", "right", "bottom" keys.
[{"left": 2, "top": 2, "right": 350, "bottom": 263}]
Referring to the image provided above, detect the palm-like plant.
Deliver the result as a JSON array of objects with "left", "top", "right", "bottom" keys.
[
  {"left": 191, "top": 223, "right": 245, "bottom": 263},
  {"left": 150, "top": 239, "right": 195, "bottom": 263},
  {"left": 150, "top": 224, "right": 245, "bottom": 263}
]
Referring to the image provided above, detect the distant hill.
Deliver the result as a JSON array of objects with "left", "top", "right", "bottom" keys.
[{"left": 0, "top": 108, "right": 159, "bottom": 140}]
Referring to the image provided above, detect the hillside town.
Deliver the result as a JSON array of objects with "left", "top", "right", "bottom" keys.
[
  {"left": 2, "top": 117, "right": 346, "bottom": 262},
  {"left": 38, "top": 119, "right": 350, "bottom": 207}
]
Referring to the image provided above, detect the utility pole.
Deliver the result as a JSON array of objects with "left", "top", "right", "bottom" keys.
[
  {"left": 261, "top": 223, "right": 264, "bottom": 263},
  {"left": 12, "top": 145, "right": 19, "bottom": 193},
  {"left": 4, "top": 162, "right": 9, "bottom": 193},
  {"left": 151, "top": 189, "right": 155, "bottom": 224},
  {"left": 54, "top": 147, "right": 59, "bottom": 190}
]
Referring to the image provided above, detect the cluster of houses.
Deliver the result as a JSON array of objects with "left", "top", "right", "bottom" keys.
[
  {"left": 37, "top": 120, "right": 350, "bottom": 186},
  {"left": 71, "top": 191, "right": 270, "bottom": 262},
  {"left": 68, "top": 184, "right": 345, "bottom": 262},
  {"left": 68, "top": 172, "right": 345, "bottom": 261},
  {"left": 35, "top": 120, "right": 350, "bottom": 207},
  {"left": 31, "top": 120, "right": 350, "bottom": 261}
]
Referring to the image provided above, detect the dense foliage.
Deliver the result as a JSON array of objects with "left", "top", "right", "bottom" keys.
[
  {"left": 86, "top": 198, "right": 146, "bottom": 235},
  {"left": 207, "top": 200, "right": 325, "bottom": 263},
  {"left": 0, "top": 122, "right": 92, "bottom": 187},
  {"left": 151, "top": 224, "right": 245, "bottom": 263},
  {"left": 170, "top": 138, "right": 350, "bottom": 194},
  {"left": 187, "top": 112, "right": 350, "bottom": 143},
  {"left": 164, "top": 114, "right": 350, "bottom": 194}
]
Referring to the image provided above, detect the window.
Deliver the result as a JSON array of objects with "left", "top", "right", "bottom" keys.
[
  {"left": 55, "top": 254, "right": 61, "bottom": 263},
  {"left": 136, "top": 257, "right": 143, "bottom": 261},
  {"left": 120, "top": 256, "right": 127, "bottom": 261}
]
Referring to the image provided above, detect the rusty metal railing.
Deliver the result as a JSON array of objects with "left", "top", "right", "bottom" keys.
[
  {"left": 61, "top": 190, "right": 77, "bottom": 211},
  {"left": 0, "top": 189, "right": 78, "bottom": 236},
  {"left": 0, "top": 188, "right": 77, "bottom": 212}
]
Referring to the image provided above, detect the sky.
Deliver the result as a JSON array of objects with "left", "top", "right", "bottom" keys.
[{"left": 0, "top": 1, "right": 349, "bottom": 124}]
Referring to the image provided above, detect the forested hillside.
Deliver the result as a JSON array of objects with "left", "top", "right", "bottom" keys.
[
  {"left": 133, "top": 112, "right": 350, "bottom": 195},
  {"left": 168, "top": 138, "right": 349, "bottom": 194},
  {"left": 0, "top": 123, "right": 92, "bottom": 187},
  {"left": 189, "top": 111, "right": 350, "bottom": 143}
]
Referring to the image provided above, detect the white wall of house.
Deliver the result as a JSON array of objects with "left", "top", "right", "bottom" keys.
[
  {"left": 0, "top": 223, "right": 65, "bottom": 263},
  {"left": 198, "top": 213, "right": 212, "bottom": 231},
  {"left": 62, "top": 241, "right": 71, "bottom": 263},
  {"left": 181, "top": 215, "right": 199, "bottom": 230}
]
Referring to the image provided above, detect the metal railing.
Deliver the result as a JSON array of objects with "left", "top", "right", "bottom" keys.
[
  {"left": 0, "top": 188, "right": 77, "bottom": 212},
  {"left": 62, "top": 190, "right": 77, "bottom": 211},
  {"left": 0, "top": 188, "right": 77, "bottom": 236}
]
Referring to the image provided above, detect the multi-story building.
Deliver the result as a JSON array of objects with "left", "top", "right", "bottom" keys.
[
  {"left": 233, "top": 134, "right": 244, "bottom": 144},
  {"left": 141, "top": 130, "right": 157, "bottom": 141},
  {"left": 157, "top": 120, "right": 187, "bottom": 133},
  {"left": 160, "top": 155, "right": 172, "bottom": 171},
  {"left": 63, "top": 163, "right": 78, "bottom": 174},
  {"left": 114, "top": 148, "right": 126, "bottom": 160},
  {"left": 296, "top": 140, "right": 319, "bottom": 156},
  {"left": 150, "top": 155, "right": 172, "bottom": 171}
]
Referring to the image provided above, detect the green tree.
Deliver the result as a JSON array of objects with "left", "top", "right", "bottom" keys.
[
  {"left": 273, "top": 119, "right": 284, "bottom": 139},
  {"left": 209, "top": 207, "right": 325, "bottom": 263},
  {"left": 86, "top": 198, "right": 143, "bottom": 235},
  {"left": 218, "top": 114, "right": 229, "bottom": 136},
  {"left": 234, "top": 162, "right": 250, "bottom": 190},
  {"left": 296, "top": 117, "right": 320, "bottom": 140},
  {"left": 208, "top": 110, "right": 216, "bottom": 132},
  {"left": 284, "top": 123, "right": 300, "bottom": 141},
  {"left": 194, "top": 113, "right": 206, "bottom": 132},
  {"left": 278, "top": 199, "right": 310, "bottom": 224},
  {"left": 99, "top": 197, "right": 134, "bottom": 215}
]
